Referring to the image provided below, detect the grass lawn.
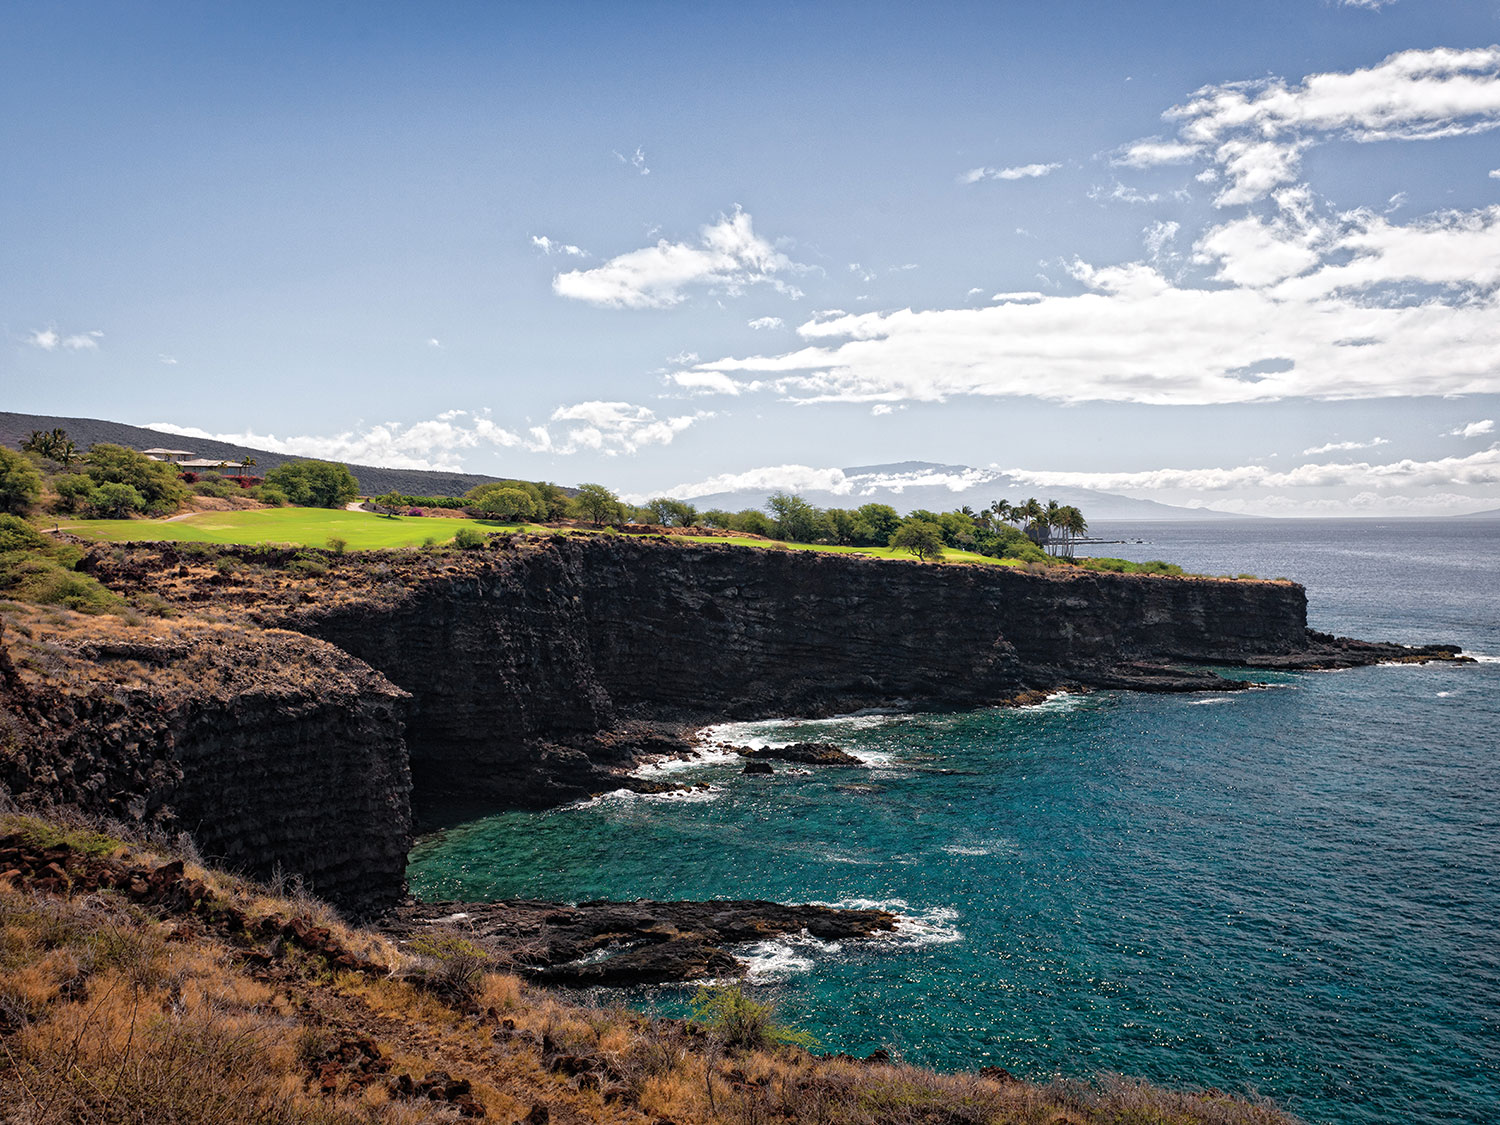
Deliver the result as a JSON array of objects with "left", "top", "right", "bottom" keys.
[
  {"left": 670, "top": 533, "right": 1019, "bottom": 566},
  {"left": 54, "top": 507, "right": 540, "bottom": 549}
]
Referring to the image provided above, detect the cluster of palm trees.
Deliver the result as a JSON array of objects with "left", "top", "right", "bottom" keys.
[
  {"left": 982, "top": 498, "right": 1089, "bottom": 558},
  {"left": 21, "top": 428, "right": 79, "bottom": 465}
]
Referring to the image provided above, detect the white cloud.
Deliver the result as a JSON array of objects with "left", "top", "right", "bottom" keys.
[
  {"left": 27, "top": 326, "right": 101, "bottom": 351},
  {"left": 552, "top": 209, "right": 804, "bottom": 309},
  {"left": 1302, "top": 437, "right": 1388, "bottom": 455},
  {"left": 1339, "top": 0, "right": 1398, "bottom": 9},
  {"left": 960, "top": 162, "right": 1061, "bottom": 184},
  {"left": 531, "top": 235, "right": 587, "bottom": 257},
  {"left": 1004, "top": 447, "right": 1500, "bottom": 493},
  {"left": 1491, "top": 169, "right": 1500, "bottom": 178},
  {"left": 1118, "top": 47, "right": 1500, "bottom": 205},
  {"left": 1113, "top": 139, "right": 1201, "bottom": 168},
  {"left": 656, "top": 464, "right": 856, "bottom": 500},
  {"left": 747, "top": 316, "right": 784, "bottom": 330},
  {"left": 1144, "top": 220, "right": 1181, "bottom": 262},
  {"left": 671, "top": 266, "right": 1500, "bottom": 407},
  {"left": 145, "top": 413, "right": 526, "bottom": 472},
  {"left": 1448, "top": 419, "right": 1495, "bottom": 438},
  {"left": 427, "top": 338, "right": 443, "bottom": 349},
  {"left": 871, "top": 404, "right": 894, "bottom": 416},
  {"left": 534, "top": 401, "right": 706, "bottom": 456},
  {"left": 159, "top": 354, "right": 178, "bottom": 365}
]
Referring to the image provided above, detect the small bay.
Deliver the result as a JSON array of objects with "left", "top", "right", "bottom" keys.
[{"left": 409, "top": 518, "right": 1500, "bottom": 1125}]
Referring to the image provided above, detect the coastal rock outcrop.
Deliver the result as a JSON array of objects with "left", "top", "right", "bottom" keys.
[
  {"left": 0, "top": 612, "right": 411, "bottom": 914},
  {"left": 9, "top": 533, "right": 1464, "bottom": 909}
]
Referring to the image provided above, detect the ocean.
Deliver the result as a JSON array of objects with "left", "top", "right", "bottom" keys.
[{"left": 407, "top": 518, "right": 1500, "bottom": 1125}]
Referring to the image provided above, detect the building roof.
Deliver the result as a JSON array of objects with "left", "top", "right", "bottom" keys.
[
  {"left": 141, "top": 447, "right": 194, "bottom": 456},
  {"left": 178, "top": 458, "right": 244, "bottom": 469}
]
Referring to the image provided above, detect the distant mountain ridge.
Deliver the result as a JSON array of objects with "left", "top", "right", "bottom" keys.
[
  {"left": 0, "top": 412, "right": 507, "bottom": 498},
  {"left": 685, "top": 460, "right": 1242, "bottom": 521}
]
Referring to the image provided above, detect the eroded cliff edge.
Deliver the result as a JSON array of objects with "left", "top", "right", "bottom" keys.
[{"left": 2, "top": 534, "right": 1465, "bottom": 911}]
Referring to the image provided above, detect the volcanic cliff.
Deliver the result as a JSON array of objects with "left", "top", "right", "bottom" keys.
[{"left": 1, "top": 534, "right": 1462, "bottom": 912}]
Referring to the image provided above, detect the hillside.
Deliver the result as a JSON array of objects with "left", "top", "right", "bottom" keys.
[
  {"left": 686, "top": 461, "right": 1242, "bottom": 521},
  {"left": 0, "top": 810, "right": 1303, "bottom": 1125},
  {"left": 0, "top": 411, "right": 508, "bottom": 498}
]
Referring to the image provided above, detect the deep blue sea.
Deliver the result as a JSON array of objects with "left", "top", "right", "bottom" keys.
[{"left": 408, "top": 518, "right": 1500, "bottom": 1125}]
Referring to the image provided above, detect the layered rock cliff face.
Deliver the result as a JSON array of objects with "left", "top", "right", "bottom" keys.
[
  {"left": 0, "top": 613, "right": 411, "bottom": 914},
  {"left": 8, "top": 534, "right": 1454, "bottom": 909},
  {"left": 282, "top": 538, "right": 1314, "bottom": 807}
]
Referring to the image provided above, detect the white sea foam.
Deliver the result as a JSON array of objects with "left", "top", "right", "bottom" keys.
[
  {"left": 565, "top": 785, "right": 723, "bottom": 811},
  {"left": 630, "top": 746, "right": 743, "bottom": 778},
  {"left": 1469, "top": 653, "right": 1500, "bottom": 663},
  {"left": 823, "top": 898, "right": 964, "bottom": 949},
  {"left": 940, "top": 844, "right": 992, "bottom": 856},
  {"left": 1020, "top": 690, "right": 1082, "bottom": 713},
  {"left": 736, "top": 933, "right": 844, "bottom": 982},
  {"left": 1185, "top": 697, "right": 1235, "bottom": 706}
]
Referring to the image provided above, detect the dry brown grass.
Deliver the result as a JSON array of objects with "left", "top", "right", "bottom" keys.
[{"left": 0, "top": 815, "right": 1304, "bottom": 1125}]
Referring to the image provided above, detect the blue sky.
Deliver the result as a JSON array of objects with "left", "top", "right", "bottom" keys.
[{"left": 5, "top": 0, "right": 1500, "bottom": 515}]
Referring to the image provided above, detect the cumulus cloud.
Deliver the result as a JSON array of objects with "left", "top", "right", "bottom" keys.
[
  {"left": 959, "top": 162, "right": 1061, "bottom": 184},
  {"left": 159, "top": 354, "right": 178, "bottom": 365},
  {"left": 1004, "top": 447, "right": 1500, "bottom": 493},
  {"left": 1448, "top": 419, "right": 1495, "bottom": 438},
  {"left": 147, "top": 402, "right": 710, "bottom": 468},
  {"left": 1119, "top": 47, "right": 1500, "bottom": 205},
  {"left": 748, "top": 316, "right": 784, "bottom": 330},
  {"left": 668, "top": 190, "right": 1500, "bottom": 408},
  {"left": 531, "top": 235, "right": 587, "bottom": 257},
  {"left": 146, "top": 414, "right": 525, "bottom": 472},
  {"left": 552, "top": 209, "right": 804, "bottom": 309},
  {"left": 1302, "top": 437, "right": 1388, "bottom": 455},
  {"left": 532, "top": 401, "right": 706, "bottom": 456}
]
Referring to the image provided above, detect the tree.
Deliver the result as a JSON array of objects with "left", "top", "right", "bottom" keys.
[
  {"left": 84, "top": 444, "right": 189, "bottom": 512},
  {"left": 373, "top": 490, "right": 406, "bottom": 518},
  {"left": 699, "top": 508, "right": 735, "bottom": 529},
  {"left": 645, "top": 497, "right": 698, "bottom": 527},
  {"left": 1058, "top": 505, "right": 1087, "bottom": 559},
  {"left": 766, "top": 491, "right": 821, "bottom": 543},
  {"left": 889, "top": 519, "right": 945, "bottom": 561},
  {"left": 90, "top": 481, "right": 145, "bottom": 518},
  {"left": 571, "top": 482, "right": 622, "bottom": 526},
  {"left": 823, "top": 508, "right": 859, "bottom": 545},
  {"left": 21, "top": 428, "right": 77, "bottom": 465},
  {"left": 52, "top": 473, "right": 94, "bottom": 513},
  {"left": 469, "top": 486, "right": 539, "bottom": 521},
  {"left": 0, "top": 447, "right": 42, "bottom": 514},
  {"left": 733, "top": 509, "right": 776, "bottom": 537},
  {"left": 853, "top": 503, "right": 901, "bottom": 546},
  {"left": 263, "top": 459, "right": 360, "bottom": 508}
]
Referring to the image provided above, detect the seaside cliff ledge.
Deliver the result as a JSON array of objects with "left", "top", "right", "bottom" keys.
[{"left": 0, "top": 535, "right": 1465, "bottom": 913}]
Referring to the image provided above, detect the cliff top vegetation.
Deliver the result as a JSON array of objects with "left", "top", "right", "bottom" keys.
[{"left": 0, "top": 807, "right": 1303, "bottom": 1125}]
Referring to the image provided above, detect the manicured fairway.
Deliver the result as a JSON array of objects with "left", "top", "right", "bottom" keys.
[
  {"left": 670, "top": 533, "right": 1016, "bottom": 565},
  {"left": 54, "top": 507, "right": 537, "bottom": 549}
]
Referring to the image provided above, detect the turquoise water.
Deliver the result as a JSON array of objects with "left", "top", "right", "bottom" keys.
[{"left": 408, "top": 519, "right": 1500, "bottom": 1125}]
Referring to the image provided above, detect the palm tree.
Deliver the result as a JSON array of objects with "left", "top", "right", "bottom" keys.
[
  {"left": 1020, "top": 498, "right": 1045, "bottom": 546},
  {"left": 1056, "top": 506, "right": 1087, "bottom": 558}
]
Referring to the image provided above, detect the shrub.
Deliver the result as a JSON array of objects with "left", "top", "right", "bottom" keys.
[
  {"left": 453, "top": 527, "right": 485, "bottom": 549},
  {"left": 83, "top": 444, "right": 189, "bottom": 510},
  {"left": 262, "top": 460, "right": 359, "bottom": 508},
  {"left": 889, "top": 519, "right": 945, "bottom": 561},
  {"left": 467, "top": 485, "right": 539, "bottom": 521},
  {"left": 190, "top": 473, "right": 240, "bottom": 499},
  {"left": 247, "top": 485, "right": 288, "bottom": 507},
  {"left": 689, "top": 985, "right": 816, "bottom": 1051},
  {"left": 325, "top": 536, "right": 348, "bottom": 555},
  {"left": 88, "top": 481, "right": 146, "bottom": 518},
  {"left": 0, "top": 447, "right": 43, "bottom": 514},
  {"left": 51, "top": 473, "right": 94, "bottom": 514},
  {"left": 0, "top": 514, "right": 45, "bottom": 552}
]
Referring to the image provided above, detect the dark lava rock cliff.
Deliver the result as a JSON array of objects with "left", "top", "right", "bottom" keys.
[{"left": 4, "top": 534, "right": 1465, "bottom": 912}]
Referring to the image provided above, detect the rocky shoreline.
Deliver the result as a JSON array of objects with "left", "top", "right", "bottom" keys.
[{"left": 384, "top": 897, "right": 900, "bottom": 987}]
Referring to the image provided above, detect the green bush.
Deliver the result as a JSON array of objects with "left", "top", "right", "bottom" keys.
[
  {"left": 0, "top": 514, "right": 45, "bottom": 552},
  {"left": 263, "top": 460, "right": 359, "bottom": 508},
  {"left": 0, "top": 447, "right": 43, "bottom": 514},
  {"left": 452, "top": 527, "right": 486, "bottom": 549},
  {"left": 466, "top": 485, "right": 538, "bottom": 521},
  {"left": 88, "top": 481, "right": 146, "bottom": 518},
  {"left": 248, "top": 484, "right": 288, "bottom": 507},
  {"left": 325, "top": 536, "right": 348, "bottom": 555},
  {"left": 689, "top": 985, "right": 816, "bottom": 1051},
  {"left": 190, "top": 473, "right": 240, "bottom": 499},
  {"left": 83, "top": 444, "right": 188, "bottom": 510},
  {"left": 51, "top": 472, "right": 94, "bottom": 513}
]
